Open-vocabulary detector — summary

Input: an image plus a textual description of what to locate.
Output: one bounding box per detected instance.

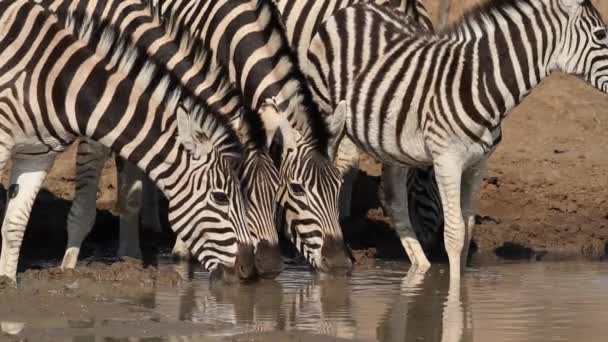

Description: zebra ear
[326,101,348,160]
[259,97,282,148]
[176,106,213,158]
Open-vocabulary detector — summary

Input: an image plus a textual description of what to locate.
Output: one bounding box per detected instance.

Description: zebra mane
[64,11,243,161]
[258,0,332,155]
[147,0,269,151]
[448,0,592,33]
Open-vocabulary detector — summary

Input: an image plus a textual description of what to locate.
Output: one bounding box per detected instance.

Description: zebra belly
[344,106,432,167]
[345,125,431,167]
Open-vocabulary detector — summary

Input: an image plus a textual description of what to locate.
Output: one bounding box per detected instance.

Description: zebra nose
[320,236,353,275]
[235,242,257,282]
[254,240,284,279]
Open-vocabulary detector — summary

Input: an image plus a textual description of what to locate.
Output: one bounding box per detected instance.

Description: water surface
[3,260,608,341]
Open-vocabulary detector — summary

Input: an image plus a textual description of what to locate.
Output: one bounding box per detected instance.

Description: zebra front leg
[433,156,465,279]
[62,139,110,269]
[115,157,144,259]
[381,164,430,270]
[460,158,487,269]
[0,154,56,281]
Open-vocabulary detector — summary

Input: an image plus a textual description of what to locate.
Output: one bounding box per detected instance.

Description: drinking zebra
[150,0,352,273]
[306,0,608,278]
[0,0,253,282]
[275,0,446,259]
[41,0,284,278]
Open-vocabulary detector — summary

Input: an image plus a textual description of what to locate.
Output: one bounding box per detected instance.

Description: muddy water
[2,260,608,341]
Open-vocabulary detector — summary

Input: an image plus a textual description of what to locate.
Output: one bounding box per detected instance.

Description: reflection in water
[150,262,470,341]
[6,261,608,341]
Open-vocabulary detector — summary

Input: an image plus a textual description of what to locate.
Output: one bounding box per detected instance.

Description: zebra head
[555,0,608,91]
[171,105,256,283]
[238,146,284,279]
[273,108,352,274]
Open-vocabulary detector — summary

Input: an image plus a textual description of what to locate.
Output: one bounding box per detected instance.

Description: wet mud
[20,256,183,287]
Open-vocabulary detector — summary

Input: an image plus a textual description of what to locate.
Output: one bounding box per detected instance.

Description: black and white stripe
[39,0,284,278]
[151,0,352,273]
[276,0,446,262]
[306,0,608,278]
[277,0,432,70]
[0,0,251,282]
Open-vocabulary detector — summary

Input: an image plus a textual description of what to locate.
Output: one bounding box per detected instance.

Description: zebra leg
[433,156,465,279]
[61,139,110,269]
[0,154,56,281]
[381,164,430,270]
[115,157,143,259]
[140,177,162,233]
[460,158,487,269]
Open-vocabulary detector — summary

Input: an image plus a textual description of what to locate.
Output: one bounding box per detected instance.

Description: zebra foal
[0,0,252,282]
[307,0,608,278]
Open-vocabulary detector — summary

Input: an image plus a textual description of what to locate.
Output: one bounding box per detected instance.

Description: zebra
[305,0,608,279]
[40,0,285,278]
[0,0,255,283]
[276,0,446,258]
[277,0,433,71]
[150,0,352,273]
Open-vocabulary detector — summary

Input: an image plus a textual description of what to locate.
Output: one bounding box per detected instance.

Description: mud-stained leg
[61,140,110,269]
[381,164,431,271]
[460,158,487,269]
[0,154,56,281]
[433,156,465,280]
[115,158,144,259]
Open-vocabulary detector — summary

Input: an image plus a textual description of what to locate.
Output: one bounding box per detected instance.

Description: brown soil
[19,256,184,287]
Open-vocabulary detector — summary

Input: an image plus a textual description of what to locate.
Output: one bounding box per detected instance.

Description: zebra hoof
[60,247,81,270]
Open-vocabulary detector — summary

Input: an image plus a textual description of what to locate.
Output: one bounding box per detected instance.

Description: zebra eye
[594,28,607,41]
[211,191,229,205]
[289,183,305,195]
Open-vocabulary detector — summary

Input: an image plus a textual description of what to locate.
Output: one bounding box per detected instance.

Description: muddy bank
[19,256,183,287]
